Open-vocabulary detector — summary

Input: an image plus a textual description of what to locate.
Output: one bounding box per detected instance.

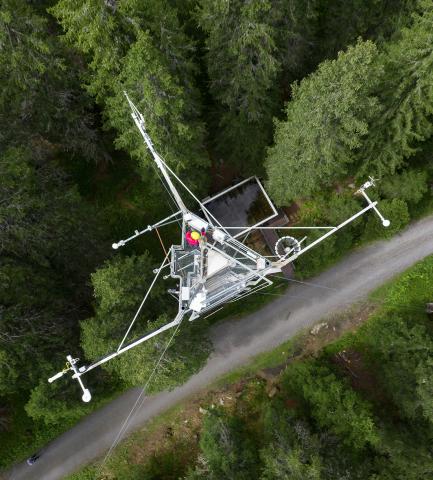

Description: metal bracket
[48,355,92,402]
[356,176,390,227]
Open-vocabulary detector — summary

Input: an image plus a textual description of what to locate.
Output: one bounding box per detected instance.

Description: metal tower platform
[48,93,390,402]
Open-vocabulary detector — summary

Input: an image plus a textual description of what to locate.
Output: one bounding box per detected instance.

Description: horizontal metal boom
[72,314,183,379]
[276,201,378,268]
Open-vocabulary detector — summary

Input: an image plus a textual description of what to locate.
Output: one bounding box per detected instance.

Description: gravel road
[5,214,433,480]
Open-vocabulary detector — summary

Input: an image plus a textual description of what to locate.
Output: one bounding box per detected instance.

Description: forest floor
[5,213,433,480]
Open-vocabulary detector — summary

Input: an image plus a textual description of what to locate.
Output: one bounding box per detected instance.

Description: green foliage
[197,0,280,173]
[372,428,433,480]
[282,361,380,449]
[0,0,104,160]
[191,409,259,480]
[51,0,209,188]
[81,254,211,391]
[0,147,107,395]
[380,169,428,204]
[359,255,433,424]
[376,249,433,307]
[415,358,433,424]
[49,0,129,101]
[360,314,433,424]
[360,1,433,176]
[266,40,382,204]
[25,380,95,427]
[266,1,431,203]
[362,198,410,240]
[105,29,206,183]
[274,0,320,83]
[261,404,323,480]
[316,0,415,58]
[261,447,322,480]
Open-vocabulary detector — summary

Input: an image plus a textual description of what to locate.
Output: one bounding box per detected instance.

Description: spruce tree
[51,0,208,185]
[197,0,280,174]
[0,147,107,395]
[0,0,101,160]
[266,40,382,204]
[360,1,433,177]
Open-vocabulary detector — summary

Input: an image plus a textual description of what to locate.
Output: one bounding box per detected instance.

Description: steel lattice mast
[48,94,390,402]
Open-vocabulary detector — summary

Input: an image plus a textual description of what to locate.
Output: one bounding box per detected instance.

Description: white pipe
[222,226,335,230]
[48,371,64,383]
[112,210,181,249]
[73,315,184,378]
[117,249,171,352]
[125,93,188,213]
[359,190,390,227]
[275,202,377,268]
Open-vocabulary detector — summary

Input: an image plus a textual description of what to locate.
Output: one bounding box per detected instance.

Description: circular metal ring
[275,236,301,259]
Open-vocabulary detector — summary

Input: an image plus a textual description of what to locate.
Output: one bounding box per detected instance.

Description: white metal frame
[48,93,390,402]
[201,176,278,238]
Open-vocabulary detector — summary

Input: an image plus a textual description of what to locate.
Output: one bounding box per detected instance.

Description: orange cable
[155,227,168,256]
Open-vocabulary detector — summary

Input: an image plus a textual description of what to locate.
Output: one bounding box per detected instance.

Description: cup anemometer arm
[271,177,390,270]
[48,312,184,402]
[356,176,390,227]
[48,355,91,403]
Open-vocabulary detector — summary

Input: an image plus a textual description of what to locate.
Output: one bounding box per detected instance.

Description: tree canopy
[266,40,382,203]
[81,254,211,392]
[2,0,433,471]
[0,147,107,396]
[360,1,433,176]
[282,361,380,449]
[50,0,209,188]
[197,0,280,174]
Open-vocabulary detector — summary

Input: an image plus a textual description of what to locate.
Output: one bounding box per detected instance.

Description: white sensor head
[82,389,92,403]
[112,243,118,250]
[382,219,391,227]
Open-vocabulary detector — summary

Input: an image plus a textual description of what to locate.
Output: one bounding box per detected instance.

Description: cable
[155,227,168,256]
[157,152,228,233]
[117,250,171,352]
[259,279,430,314]
[153,166,183,231]
[101,317,183,469]
[273,275,337,291]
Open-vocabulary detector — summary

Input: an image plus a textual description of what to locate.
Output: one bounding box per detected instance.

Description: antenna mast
[124,92,188,213]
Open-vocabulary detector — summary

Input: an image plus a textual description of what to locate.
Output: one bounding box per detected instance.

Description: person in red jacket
[185,229,200,247]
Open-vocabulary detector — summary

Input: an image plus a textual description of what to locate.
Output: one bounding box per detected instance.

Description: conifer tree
[266,40,382,204]
[51,0,208,184]
[362,314,433,425]
[188,409,259,479]
[316,0,415,59]
[0,0,101,160]
[81,254,211,392]
[197,0,280,174]
[282,361,380,450]
[360,1,433,177]
[0,147,107,395]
